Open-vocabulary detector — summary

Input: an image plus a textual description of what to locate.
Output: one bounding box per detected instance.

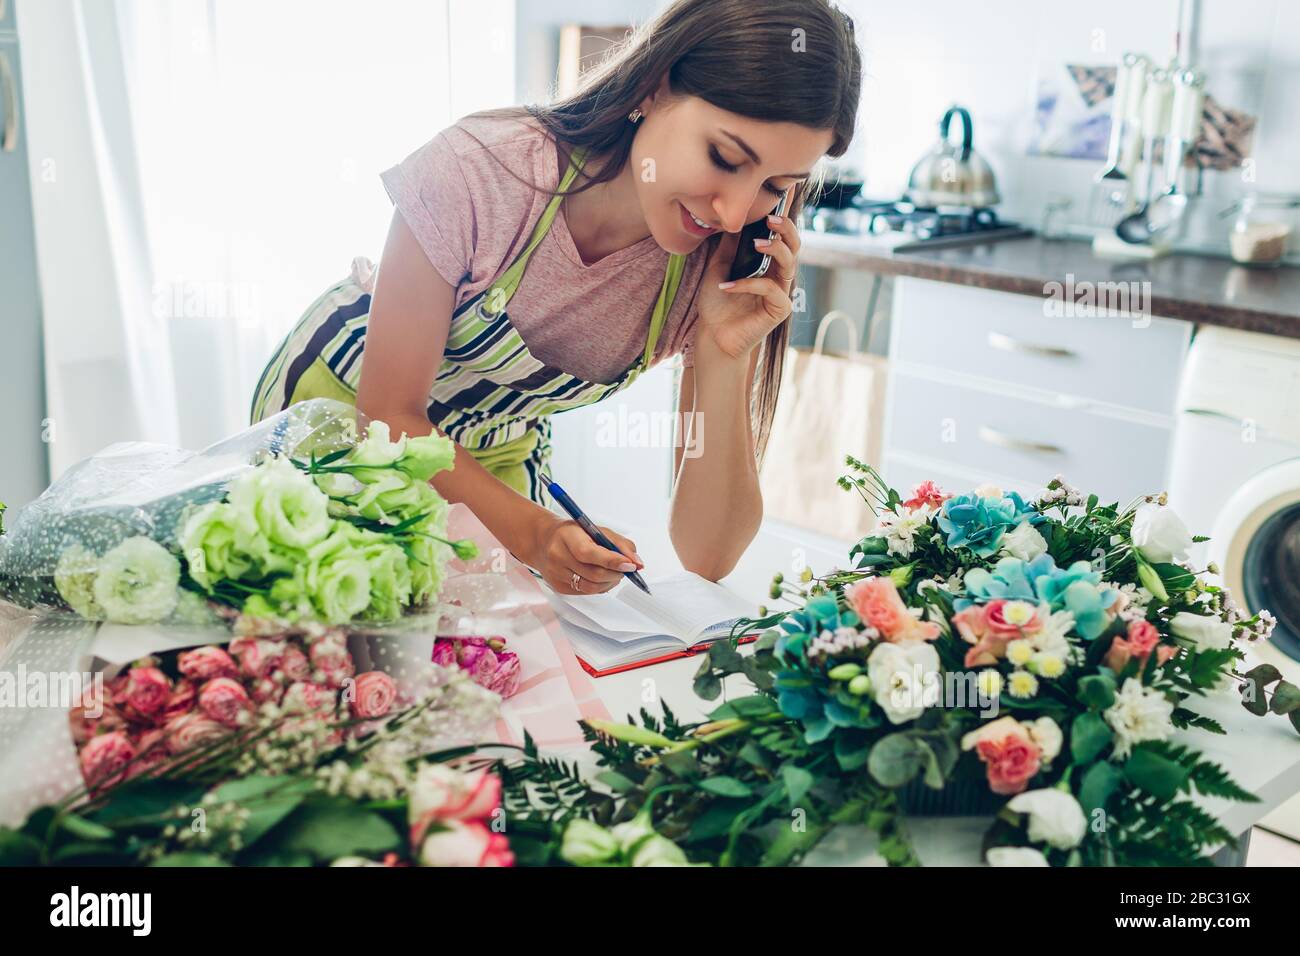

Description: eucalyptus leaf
[1070,712,1113,764]
[867,733,924,788]
[698,776,753,798]
[270,801,401,861]
[1270,681,1300,716]
[1078,760,1124,815]
[781,765,814,808]
[1077,673,1117,710]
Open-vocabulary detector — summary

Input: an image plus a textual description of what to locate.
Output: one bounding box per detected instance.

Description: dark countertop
[799,232,1300,338]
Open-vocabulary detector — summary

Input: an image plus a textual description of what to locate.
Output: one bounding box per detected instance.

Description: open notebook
[539,571,760,676]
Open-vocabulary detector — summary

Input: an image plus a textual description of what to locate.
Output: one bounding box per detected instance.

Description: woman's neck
[561,148,651,265]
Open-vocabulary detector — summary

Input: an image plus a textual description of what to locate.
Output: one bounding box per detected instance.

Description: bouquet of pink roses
[73,626,401,793]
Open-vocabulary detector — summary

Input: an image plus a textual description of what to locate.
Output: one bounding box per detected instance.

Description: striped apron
[249,147,687,510]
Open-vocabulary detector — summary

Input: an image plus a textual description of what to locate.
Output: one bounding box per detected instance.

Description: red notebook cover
[573,631,761,678]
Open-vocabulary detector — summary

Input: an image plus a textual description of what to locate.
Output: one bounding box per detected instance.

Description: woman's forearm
[362,407,555,566]
[668,340,764,581]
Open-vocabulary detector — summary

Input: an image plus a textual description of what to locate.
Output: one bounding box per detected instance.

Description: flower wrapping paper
[0,501,612,826]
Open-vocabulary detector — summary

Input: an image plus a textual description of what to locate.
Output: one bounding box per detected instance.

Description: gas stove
[805,199,1031,251]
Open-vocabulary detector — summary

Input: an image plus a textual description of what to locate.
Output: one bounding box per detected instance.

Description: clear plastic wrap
[0,399,364,616]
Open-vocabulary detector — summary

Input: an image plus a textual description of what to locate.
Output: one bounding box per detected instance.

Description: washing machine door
[1210,458,1300,667]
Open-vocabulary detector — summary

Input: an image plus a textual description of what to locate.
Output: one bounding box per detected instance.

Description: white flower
[874,504,934,558]
[1031,609,1076,660]
[1169,611,1234,651]
[973,483,1004,499]
[1007,671,1039,699]
[54,544,106,619]
[1007,789,1087,849]
[91,536,181,624]
[1131,502,1193,564]
[1032,652,1066,679]
[1104,678,1175,758]
[986,846,1050,867]
[1007,639,1035,666]
[867,640,940,725]
[1027,717,1063,763]
[999,520,1048,561]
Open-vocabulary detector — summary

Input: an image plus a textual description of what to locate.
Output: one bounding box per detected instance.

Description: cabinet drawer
[885,373,1172,504]
[891,278,1189,415]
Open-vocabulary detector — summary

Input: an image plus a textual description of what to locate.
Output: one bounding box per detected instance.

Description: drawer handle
[1183,407,1245,427]
[978,425,1065,456]
[0,51,15,154]
[987,331,1075,360]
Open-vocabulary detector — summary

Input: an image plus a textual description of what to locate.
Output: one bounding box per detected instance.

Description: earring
[627,108,643,123]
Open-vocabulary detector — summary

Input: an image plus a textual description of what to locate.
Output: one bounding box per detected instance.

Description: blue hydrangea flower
[937,491,1041,557]
[772,594,870,743]
[956,554,1119,640]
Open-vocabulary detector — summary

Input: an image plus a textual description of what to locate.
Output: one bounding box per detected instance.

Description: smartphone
[728,189,792,282]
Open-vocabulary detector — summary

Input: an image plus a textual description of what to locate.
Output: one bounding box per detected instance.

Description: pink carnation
[163,712,231,754]
[163,679,197,720]
[309,637,355,689]
[228,637,285,679]
[432,637,521,698]
[904,480,950,512]
[79,731,136,789]
[350,671,398,719]
[282,681,336,716]
[278,644,312,682]
[125,729,169,780]
[197,677,253,728]
[844,577,940,643]
[177,645,239,682]
[117,666,173,723]
[1105,619,1178,673]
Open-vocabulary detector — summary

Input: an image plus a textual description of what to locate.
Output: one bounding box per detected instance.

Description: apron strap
[642,252,686,369]
[482,145,590,314]
[481,140,687,371]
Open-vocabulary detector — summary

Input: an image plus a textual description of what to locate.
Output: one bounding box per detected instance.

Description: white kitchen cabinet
[882,277,1191,503]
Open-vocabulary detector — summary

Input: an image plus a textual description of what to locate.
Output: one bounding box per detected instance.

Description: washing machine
[1168,325,1300,839]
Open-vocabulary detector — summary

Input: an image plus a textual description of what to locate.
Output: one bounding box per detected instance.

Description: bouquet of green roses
[0,399,477,627]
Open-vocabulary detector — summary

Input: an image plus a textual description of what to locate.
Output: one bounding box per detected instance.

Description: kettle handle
[939,106,973,161]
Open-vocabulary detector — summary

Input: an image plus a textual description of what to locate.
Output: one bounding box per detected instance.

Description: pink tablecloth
[445,504,611,750]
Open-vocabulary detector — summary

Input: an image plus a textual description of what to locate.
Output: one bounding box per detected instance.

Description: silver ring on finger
[571,571,582,592]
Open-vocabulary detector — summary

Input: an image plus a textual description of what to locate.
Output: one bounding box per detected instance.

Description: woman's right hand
[528,514,645,595]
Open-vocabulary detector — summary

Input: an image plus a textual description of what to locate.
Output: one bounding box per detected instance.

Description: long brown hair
[487,0,861,466]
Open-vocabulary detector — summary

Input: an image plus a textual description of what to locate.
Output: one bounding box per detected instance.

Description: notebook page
[620,572,755,642]
[546,585,671,640]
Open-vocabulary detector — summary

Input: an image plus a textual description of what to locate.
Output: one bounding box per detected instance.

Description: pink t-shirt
[380,112,710,384]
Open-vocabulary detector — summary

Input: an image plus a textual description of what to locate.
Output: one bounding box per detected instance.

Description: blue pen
[541,472,651,595]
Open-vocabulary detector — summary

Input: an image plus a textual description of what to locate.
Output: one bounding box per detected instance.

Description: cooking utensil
[905,105,999,208]
[1090,53,1148,227]
[1096,53,1142,182]
[1119,69,1203,243]
[1115,68,1174,244]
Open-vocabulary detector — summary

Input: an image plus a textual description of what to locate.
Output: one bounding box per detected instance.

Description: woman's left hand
[694,205,799,361]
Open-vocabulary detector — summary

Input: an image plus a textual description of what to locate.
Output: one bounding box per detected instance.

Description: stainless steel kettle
[905,105,1000,208]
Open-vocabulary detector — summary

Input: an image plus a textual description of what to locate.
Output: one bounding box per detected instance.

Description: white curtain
[22,0,515,475]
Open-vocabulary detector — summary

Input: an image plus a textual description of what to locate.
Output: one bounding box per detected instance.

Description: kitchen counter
[799,232,1300,338]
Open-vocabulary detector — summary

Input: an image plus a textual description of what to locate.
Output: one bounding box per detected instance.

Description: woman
[250,0,861,596]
